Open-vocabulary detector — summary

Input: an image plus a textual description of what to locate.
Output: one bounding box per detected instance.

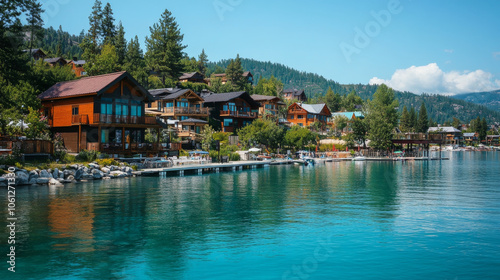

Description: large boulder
[63,169,75,179]
[39,169,50,178]
[15,171,29,185]
[81,173,94,180]
[74,168,84,180]
[52,168,59,179]
[36,177,50,184]
[92,169,103,179]
[28,170,39,181]
[88,163,100,169]
[124,167,133,174]
[49,178,63,186]
[28,178,37,185]
[69,164,79,170]
[101,167,110,174]
[110,170,127,178]
[0,177,7,187]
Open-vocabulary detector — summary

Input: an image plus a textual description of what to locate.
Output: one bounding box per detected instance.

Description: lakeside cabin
[282,89,307,102]
[202,91,260,133]
[38,71,161,156]
[250,94,286,118]
[286,103,331,128]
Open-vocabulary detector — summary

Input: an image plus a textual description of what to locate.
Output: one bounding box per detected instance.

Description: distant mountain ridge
[452,90,500,112]
[207,58,500,124]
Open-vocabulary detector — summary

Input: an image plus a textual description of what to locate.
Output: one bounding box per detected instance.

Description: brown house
[283,89,307,102]
[39,71,160,155]
[250,94,286,118]
[203,91,260,133]
[178,72,205,83]
[44,57,68,67]
[23,48,46,60]
[287,103,331,128]
[146,88,209,141]
[68,59,87,77]
[208,71,254,86]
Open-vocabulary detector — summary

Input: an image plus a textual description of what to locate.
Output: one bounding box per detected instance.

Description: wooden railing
[220,110,257,118]
[92,114,157,125]
[71,114,89,125]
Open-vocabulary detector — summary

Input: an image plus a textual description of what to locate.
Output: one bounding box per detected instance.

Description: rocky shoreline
[0,163,139,187]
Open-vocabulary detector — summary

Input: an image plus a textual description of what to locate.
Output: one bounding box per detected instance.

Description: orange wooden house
[38,71,160,155]
[286,103,331,128]
[68,59,87,77]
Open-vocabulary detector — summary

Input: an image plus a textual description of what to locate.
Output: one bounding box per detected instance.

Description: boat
[293,159,308,166]
[352,156,366,161]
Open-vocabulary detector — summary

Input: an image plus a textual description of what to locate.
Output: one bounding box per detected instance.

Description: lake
[1,152,500,279]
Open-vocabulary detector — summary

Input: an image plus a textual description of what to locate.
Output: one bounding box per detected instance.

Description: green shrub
[179,149,189,157]
[76,149,100,162]
[0,155,18,166]
[229,152,240,161]
[209,150,219,162]
[96,158,118,166]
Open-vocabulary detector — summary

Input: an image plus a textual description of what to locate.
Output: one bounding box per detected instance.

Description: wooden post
[78,124,81,153]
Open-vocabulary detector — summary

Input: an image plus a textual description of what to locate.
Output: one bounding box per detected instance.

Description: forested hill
[208,58,500,124]
[452,90,500,112]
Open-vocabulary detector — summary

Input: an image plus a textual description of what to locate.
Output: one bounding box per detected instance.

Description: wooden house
[68,59,87,77]
[146,88,209,141]
[44,57,68,67]
[486,135,499,146]
[23,48,46,60]
[283,89,307,102]
[428,126,462,145]
[208,71,254,86]
[178,72,205,83]
[463,132,478,145]
[250,94,286,118]
[203,91,260,133]
[38,71,160,155]
[286,103,331,128]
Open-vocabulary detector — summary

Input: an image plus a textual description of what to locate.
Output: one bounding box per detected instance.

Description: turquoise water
[1,152,500,279]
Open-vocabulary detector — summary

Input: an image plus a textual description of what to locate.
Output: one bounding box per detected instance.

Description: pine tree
[416,102,429,133]
[409,106,417,132]
[366,84,399,150]
[197,49,208,76]
[25,0,44,66]
[114,21,127,66]
[124,36,147,85]
[400,106,410,132]
[324,87,341,112]
[101,2,115,45]
[225,54,245,90]
[87,0,102,53]
[479,118,488,141]
[145,9,186,86]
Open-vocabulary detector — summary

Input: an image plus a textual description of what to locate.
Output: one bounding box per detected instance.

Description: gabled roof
[149,88,202,101]
[463,133,476,137]
[23,48,45,54]
[283,89,305,95]
[38,71,153,101]
[179,118,208,124]
[44,57,67,64]
[179,72,203,80]
[243,71,253,77]
[203,91,260,108]
[331,111,364,120]
[250,94,281,101]
[428,127,461,133]
[297,103,328,114]
[70,60,86,65]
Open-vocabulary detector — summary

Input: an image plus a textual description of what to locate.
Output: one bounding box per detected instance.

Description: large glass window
[101,129,109,143]
[223,118,233,127]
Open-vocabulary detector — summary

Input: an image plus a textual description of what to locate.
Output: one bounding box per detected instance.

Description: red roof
[38,71,128,100]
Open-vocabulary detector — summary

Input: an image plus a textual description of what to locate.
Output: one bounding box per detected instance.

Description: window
[148,103,151,108]
[72,106,79,115]
[165,102,173,108]
[298,123,303,127]
[101,129,109,143]
[44,108,49,117]
[298,115,303,119]
[223,118,233,127]
[289,115,294,120]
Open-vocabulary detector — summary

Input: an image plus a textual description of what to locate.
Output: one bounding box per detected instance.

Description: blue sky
[41,0,500,95]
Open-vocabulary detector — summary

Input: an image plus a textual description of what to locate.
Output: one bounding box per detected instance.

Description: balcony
[163,107,209,116]
[71,114,89,125]
[220,110,257,118]
[92,114,157,125]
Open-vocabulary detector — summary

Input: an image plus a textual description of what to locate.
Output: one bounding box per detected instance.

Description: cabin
[286,103,331,128]
[428,126,462,145]
[68,58,87,77]
[146,88,209,143]
[329,111,364,134]
[44,57,68,67]
[178,72,205,83]
[23,48,46,60]
[283,89,307,102]
[463,132,478,145]
[250,94,286,118]
[486,135,499,146]
[203,91,260,133]
[38,71,160,156]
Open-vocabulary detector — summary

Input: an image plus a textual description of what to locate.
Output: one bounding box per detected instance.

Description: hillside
[208,58,500,124]
[452,90,500,112]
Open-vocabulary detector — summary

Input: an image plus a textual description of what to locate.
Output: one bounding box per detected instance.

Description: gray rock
[57,178,65,183]
[63,169,75,179]
[52,168,59,179]
[88,163,100,169]
[124,167,133,174]
[74,169,84,180]
[82,174,94,180]
[28,170,39,181]
[36,178,50,184]
[40,170,50,178]
[15,171,29,185]
[66,175,75,181]
[0,177,7,187]
[110,170,127,178]
[63,179,75,183]
[101,167,110,174]
[69,164,79,169]
[28,178,37,185]
[83,167,89,173]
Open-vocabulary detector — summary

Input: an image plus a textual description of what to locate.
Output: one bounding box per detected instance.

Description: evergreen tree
[145,9,186,86]
[428,117,437,128]
[197,49,208,76]
[225,54,245,90]
[352,118,368,148]
[416,102,429,133]
[452,117,461,129]
[366,84,399,150]
[114,21,127,66]
[87,0,102,53]
[101,2,115,45]
[87,43,118,76]
[400,106,410,132]
[342,90,363,111]
[409,106,417,132]
[124,36,147,85]
[324,87,342,112]
[479,118,488,141]
[25,0,44,66]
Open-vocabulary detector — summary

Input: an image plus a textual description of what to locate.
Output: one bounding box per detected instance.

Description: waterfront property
[250,94,286,118]
[68,58,87,77]
[178,72,206,83]
[202,91,260,133]
[428,126,463,145]
[43,57,68,67]
[286,102,331,128]
[282,88,307,102]
[463,132,478,145]
[486,135,499,146]
[39,71,161,155]
[208,71,254,86]
[329,111,365,134]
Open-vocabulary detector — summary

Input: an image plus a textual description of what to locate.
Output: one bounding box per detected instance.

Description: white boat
[293,159,308,166]
[352,156,366,161]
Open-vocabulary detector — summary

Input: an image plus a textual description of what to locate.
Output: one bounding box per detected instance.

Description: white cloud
[369,63,500,95]
[444,49,454,53]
